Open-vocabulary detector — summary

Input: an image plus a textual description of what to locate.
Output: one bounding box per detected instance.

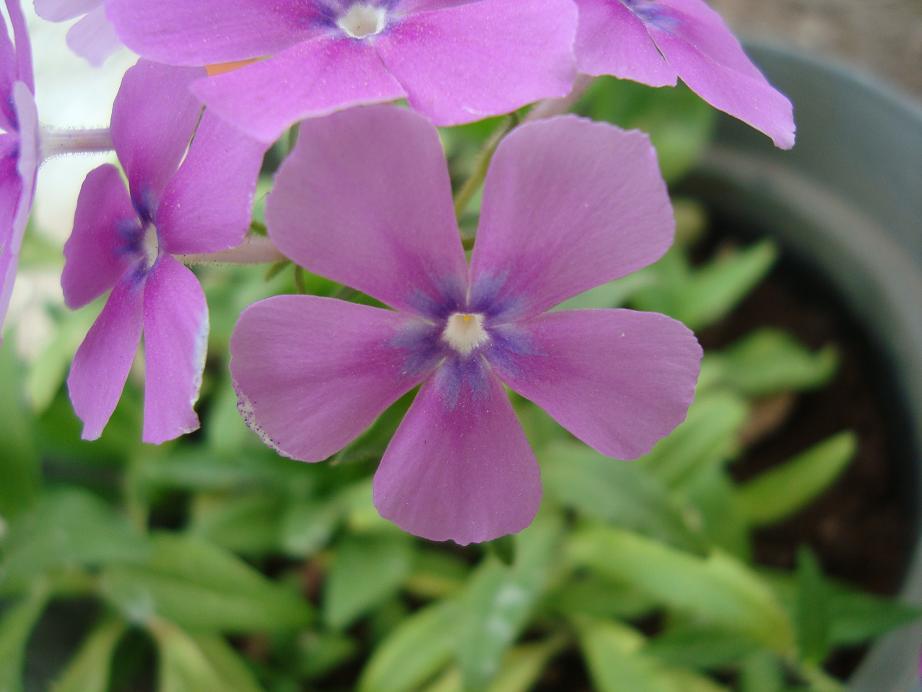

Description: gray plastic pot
[685,43,922,691]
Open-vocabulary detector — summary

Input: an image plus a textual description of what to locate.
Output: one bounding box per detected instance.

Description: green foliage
[100,533,312,632]
[0,340,41,517]
[736,432,857,526]
[1,76,916,692]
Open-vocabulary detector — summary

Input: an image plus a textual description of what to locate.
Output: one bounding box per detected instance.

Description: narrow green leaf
[0,339,41,517]
[423,638,566,692]
[51,618,126,692]
[707,330,838,397]
[645,625,757,670]
[0,587,50,692]
[737,432,857,527]
[279,499,340,558]
[766,571,922,647]
[405,550,470,600]
[678,241,778,330]
[26,308,96,413]
[0,489,148,590]
[541,441,704,552]
[297,631,358,679]
[189,494,282,556]
[101,533,312,632]
[457,515,561,691]
[576,619,726,692]
[359,599,462,692]
[547,575,657,621]
[684,467,752,560]
[152,620,263,692]
[795,548,830,665]
[640,393,748,492]
[556,273,652,311]
[324,532,413,629]
[739,653,784,692]
[568,528,794,654]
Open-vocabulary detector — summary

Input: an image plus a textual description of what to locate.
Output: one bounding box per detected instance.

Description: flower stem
[453,113,519,219]
[178,235,286,266]
[452,76,595,221]
[40,126,114,159]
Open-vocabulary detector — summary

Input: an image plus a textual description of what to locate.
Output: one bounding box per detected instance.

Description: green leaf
[359,599,462,692]
[739,653,784,692]
[640,393,748,492]
[634,241,778,331]
[457,515,561,691]
[297,631,358,679]
[0,587,50,692]
[706,330,838,397]
[576,619,726,692]
[578,78,717,183]
[568,528,794,654]
[0,489,148,590]
[684,467,752,560]
[766,571,921,647]
[0,339,41,517]
[795,548,830,665]
[556,273,652,311]
[279,498,340,558]
[324,532,413,629]
[645,625,757,671]
[547,574,657,621]
[51,618,126,692]
[189,494,282,556]
[541,441,704,552]
[101,533,312,633]
[736,432,857,527]
[152,620,263,692]
[422,638,566,692]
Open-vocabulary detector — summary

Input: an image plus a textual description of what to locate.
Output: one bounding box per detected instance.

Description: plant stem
[453,114,519,219]
[40,126,113,159]
[179,235,286,266]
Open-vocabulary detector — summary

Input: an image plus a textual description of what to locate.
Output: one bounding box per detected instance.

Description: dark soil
[698,209,918,679]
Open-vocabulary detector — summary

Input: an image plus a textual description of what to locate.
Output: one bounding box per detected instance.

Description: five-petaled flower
[230,105,702,545]
[0,0,39,340]
[105,0,578,143]
[573,0,796,148]
[62,60,266,444]
[34,0,122,66]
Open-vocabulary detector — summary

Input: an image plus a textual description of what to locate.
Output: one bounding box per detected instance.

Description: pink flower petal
[141,256,208,444]
[490,309,702,459]
[470,116,673,320]
[645,0,795,149]
[111,60,203,205]
[156,112,267,255]
[229,295,432,462]
[106,0,317,65]
[35,0,100,22]
[66,6,122,67]
[267,105,467,315]
[61,164,137,310]
[67,276,144,441]
[375,0,577,125]
[574,0,677,87]
[5,0,33,90]
[374,363,541,545]
[191,37,407,144]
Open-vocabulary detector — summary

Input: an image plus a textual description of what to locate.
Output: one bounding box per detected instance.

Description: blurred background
[2,3,921,692]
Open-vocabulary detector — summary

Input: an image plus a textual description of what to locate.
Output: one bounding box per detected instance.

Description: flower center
[142,224,160,271]
[442,312,490,356]
[337,3,388,39]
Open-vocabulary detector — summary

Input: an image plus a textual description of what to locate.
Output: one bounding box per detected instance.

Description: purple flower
[62,60,266,444]
[105,0,578,143]
[0,0,39,339]
[34,0,122,66]
[230,105,702,545]
[574,0,795,148]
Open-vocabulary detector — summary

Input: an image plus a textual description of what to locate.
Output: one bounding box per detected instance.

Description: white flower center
[442,312,490,356]
[337,4,388,39]
[142,224,160,271]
